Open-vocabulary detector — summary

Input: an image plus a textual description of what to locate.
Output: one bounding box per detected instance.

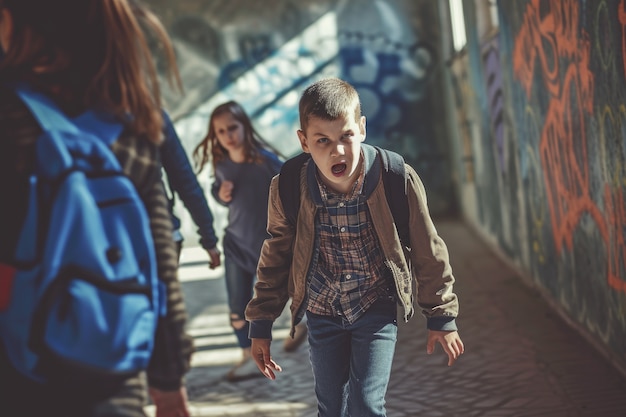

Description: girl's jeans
[306,296,398,417]
[224,256,255,349]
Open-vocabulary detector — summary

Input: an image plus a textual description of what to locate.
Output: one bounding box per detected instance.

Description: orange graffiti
[606,185,626,292]
[513,0,626,292]
[619,0,626,77]
[513,0,581,99]
[539,63,608,250]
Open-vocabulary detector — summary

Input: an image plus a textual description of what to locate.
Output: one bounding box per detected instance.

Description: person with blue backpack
[0,1,193,416]
[245,78,465,416]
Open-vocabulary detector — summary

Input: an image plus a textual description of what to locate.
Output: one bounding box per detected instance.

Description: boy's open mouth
[331,163,347,175]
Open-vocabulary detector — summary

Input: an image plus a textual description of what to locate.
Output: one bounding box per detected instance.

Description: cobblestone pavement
[149,219,626,417]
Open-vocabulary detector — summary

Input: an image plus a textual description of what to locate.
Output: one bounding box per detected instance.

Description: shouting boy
[245,77,464,416]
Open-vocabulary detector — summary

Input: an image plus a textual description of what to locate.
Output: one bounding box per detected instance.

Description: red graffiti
[513,0,625,292]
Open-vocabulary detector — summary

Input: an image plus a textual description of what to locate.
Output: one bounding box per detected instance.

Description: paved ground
[149,219,626,417]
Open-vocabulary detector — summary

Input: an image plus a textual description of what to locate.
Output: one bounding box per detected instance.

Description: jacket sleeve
[160,112,218,250]
[405,165,459,331]
[245,175,292,339]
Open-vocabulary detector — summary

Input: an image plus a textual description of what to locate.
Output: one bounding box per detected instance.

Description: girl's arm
[161,112,218,251]
[113,136,194,391]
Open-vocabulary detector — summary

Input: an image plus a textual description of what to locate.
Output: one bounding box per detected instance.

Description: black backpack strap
[375,146,410,248]
[278,152,311,226]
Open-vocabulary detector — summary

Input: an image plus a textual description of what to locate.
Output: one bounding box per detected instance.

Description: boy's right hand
[251,338,282,380]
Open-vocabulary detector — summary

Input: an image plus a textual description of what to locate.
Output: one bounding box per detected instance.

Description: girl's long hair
[193,101,281,174]
[0,0,180,143]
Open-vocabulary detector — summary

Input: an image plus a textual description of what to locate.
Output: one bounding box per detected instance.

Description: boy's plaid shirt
[306,166,394,324]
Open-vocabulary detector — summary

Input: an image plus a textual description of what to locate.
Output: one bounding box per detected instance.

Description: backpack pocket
[25,173,161,382]
[0,172,162,384]
[29,266,157,382]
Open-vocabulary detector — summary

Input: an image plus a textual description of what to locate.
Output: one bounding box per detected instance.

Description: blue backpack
[0,85,165,384]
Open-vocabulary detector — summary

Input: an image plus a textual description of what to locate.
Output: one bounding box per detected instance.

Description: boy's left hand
[426,330,464,366]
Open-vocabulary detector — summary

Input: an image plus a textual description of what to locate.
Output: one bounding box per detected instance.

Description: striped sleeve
[112,135,194,390]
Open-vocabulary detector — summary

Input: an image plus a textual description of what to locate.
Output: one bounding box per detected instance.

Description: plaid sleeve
[112,136,194,390]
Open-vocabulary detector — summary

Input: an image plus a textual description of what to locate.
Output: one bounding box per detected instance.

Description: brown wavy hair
[193,101,281,174]
[0,0,180,142]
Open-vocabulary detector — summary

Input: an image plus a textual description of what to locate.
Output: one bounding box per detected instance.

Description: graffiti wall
[144,0,455,242]
[448,0,626,370]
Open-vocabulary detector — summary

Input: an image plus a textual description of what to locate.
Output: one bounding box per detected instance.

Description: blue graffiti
[338,39,436,152]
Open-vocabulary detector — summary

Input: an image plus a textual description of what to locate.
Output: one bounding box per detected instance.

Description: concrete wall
[443,0,626,373]
[145,0,456,243]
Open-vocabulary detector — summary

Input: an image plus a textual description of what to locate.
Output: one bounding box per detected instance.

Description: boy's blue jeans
[224,256,255,349]
[306,296,398,417]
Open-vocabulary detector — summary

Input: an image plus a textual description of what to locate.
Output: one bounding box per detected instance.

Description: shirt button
[340,227,346,232]
[345,274,352,280]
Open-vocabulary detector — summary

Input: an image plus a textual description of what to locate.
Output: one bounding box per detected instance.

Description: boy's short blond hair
[299,78,362,133]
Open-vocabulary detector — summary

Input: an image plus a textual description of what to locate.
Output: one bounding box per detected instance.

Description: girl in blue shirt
[194,101,282,382]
